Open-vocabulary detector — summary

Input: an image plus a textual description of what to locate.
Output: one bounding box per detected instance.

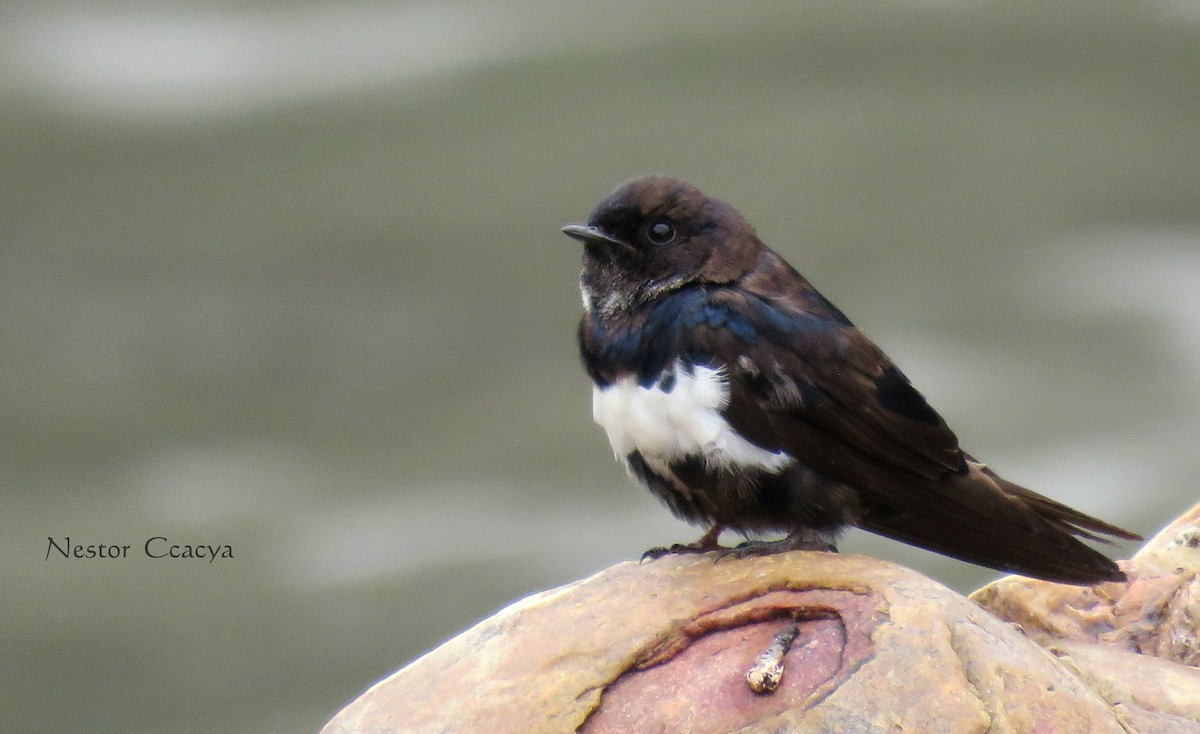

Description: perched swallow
[562,175,1140,584]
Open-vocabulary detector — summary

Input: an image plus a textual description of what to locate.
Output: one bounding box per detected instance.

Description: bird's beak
[561,224,632,250]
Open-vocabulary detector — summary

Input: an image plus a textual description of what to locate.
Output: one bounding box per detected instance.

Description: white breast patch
[591,361,794,473]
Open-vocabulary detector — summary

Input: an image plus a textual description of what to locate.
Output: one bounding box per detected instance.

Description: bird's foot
[715,530,838,562]
[641,524,724,563]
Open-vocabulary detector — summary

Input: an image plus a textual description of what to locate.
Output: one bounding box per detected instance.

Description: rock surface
[971,502,1200,732]
[323,504,1200,734]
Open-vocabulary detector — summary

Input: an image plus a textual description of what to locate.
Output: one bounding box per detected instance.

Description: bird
[561,175,1140,584]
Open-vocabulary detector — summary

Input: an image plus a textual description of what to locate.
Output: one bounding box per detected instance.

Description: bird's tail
[860,462,1141,584]
[981,465,1141,545]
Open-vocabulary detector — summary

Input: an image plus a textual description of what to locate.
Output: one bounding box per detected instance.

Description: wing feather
[665,278,1134,582]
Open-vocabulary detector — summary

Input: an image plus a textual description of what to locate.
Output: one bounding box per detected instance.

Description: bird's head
[562,176,762,315]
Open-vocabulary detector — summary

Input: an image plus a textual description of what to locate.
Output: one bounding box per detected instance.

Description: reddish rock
[323,504,1200,734]
[971,502,1200,729]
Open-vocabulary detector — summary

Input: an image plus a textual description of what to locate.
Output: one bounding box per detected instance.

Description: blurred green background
[2,2,1197,732]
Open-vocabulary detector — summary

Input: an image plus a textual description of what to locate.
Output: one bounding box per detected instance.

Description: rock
[322,504,1200,734]
[970,501,1200,730]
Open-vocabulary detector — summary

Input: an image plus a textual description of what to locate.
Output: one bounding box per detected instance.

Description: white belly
[591,362,793,472]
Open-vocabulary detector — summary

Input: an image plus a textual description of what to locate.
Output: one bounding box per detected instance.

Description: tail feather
[984,468,1141,544]
[858,462,1141,584]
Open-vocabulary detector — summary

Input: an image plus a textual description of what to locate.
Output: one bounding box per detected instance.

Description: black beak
[561,224,632,250]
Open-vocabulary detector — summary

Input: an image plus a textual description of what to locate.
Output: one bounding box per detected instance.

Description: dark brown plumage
[563,175,1140,584]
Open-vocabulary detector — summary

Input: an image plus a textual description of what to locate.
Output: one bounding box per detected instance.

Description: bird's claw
[714,536,838,562]
[640,542,718,563]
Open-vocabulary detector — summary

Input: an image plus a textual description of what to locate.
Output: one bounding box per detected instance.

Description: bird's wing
[672,285,1135,582]
[674,286,966,483]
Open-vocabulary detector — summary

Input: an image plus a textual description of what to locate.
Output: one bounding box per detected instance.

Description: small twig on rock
[746,623,801,694]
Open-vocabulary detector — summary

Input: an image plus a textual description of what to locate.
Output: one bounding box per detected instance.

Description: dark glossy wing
[672,282,967,483]
[670,267,1136,582]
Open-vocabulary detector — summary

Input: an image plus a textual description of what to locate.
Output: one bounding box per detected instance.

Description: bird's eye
[645,220,676,245]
